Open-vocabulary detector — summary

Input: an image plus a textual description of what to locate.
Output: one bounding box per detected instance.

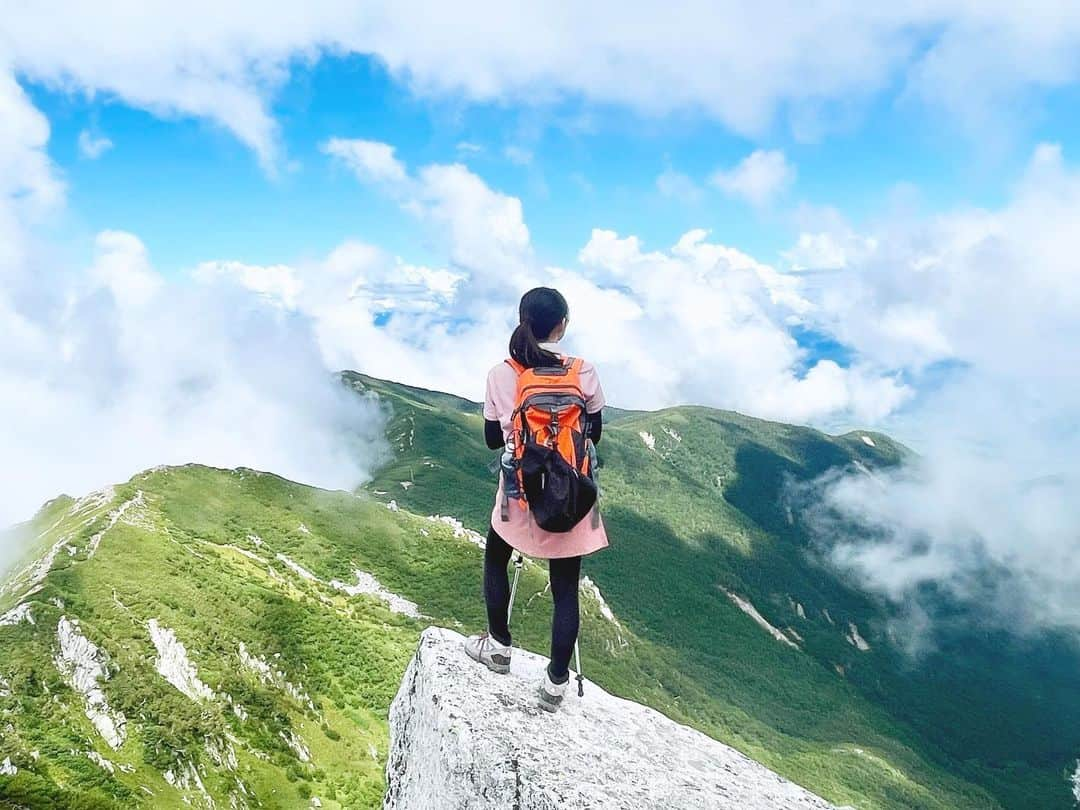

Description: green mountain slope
[1,372,1075,809]
[349,371,1080,810]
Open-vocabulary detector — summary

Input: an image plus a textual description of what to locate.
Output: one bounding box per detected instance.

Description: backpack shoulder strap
[505,358,526,375]
[561,356,584,385]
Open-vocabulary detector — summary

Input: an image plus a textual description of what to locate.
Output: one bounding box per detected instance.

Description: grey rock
[384,627,836,810]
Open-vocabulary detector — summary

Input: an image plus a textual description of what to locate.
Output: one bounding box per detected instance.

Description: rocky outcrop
[147,619,215,702]
[0,603,34,626]
[54,617,127,749]
[330,570,423,618]
[384,627,836,810]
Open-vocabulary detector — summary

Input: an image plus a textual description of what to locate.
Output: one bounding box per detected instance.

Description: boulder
[384,627,836,809]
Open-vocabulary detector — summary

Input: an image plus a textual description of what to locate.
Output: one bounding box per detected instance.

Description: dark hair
[509,287,569,368]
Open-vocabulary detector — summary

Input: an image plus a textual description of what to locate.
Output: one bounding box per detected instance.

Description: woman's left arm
[581,360,605,445]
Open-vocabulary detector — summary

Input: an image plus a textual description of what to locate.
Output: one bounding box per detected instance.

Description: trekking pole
[507,552,524,625]
[574,640,585,697]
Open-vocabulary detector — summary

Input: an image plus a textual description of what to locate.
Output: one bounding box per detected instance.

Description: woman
[464,287,609,712]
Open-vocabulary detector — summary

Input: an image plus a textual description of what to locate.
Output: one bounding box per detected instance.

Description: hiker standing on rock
[464,287,609,712]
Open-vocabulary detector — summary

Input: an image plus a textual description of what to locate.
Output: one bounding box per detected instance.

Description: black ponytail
[509,287,568,368]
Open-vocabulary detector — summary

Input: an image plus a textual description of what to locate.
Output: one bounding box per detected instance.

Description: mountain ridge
[0,373,1075,808]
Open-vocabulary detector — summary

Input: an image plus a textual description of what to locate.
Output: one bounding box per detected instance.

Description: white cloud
[789,142,1080,639]
[172,141,898,434]
[323,139,535,292]
[710,149,796,207]
[0,72,64,219]
[783,231,878,271]
[193,260,304,309]
[413,162,533,287]
[200,243,493,397]
[656,168,702,204]
[0,71,66,384]
[2,4,293,169]
[77,129,113,159]
[200,244,464,320]
[568,227,906,423]
[322,138,407,186]
[89,230,163,308]
[0,99,389,538]
[5,3,1080,170]
[0,227,391,533]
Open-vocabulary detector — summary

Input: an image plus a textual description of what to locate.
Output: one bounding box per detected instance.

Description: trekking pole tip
[576,673,585,697]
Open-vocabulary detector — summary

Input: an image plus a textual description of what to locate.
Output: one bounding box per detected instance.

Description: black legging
[484,525,581,683]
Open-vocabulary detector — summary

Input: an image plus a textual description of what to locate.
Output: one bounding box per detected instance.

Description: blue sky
[28,47,1072,281]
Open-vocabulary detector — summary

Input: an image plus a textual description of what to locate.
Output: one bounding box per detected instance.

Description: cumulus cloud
[789,143,1080,641]
[0,72,64,221]
[0,230,390,535]
[783,226,879,272]
[413,162,533,287]
[214,225,909,428]
[202,244,503,400]
[324,138,535,294]
[222,141,908,431]
[193,260,305,310]
[710,149,796,207]
[569,227,907,422]
[0,102,389,541]
[77,129,113,159]
[167,139,906,440]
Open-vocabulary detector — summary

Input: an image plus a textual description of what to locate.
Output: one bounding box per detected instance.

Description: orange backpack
[500,356,598,532]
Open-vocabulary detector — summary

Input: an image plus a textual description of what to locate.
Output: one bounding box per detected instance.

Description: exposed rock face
[384,627,836,810]
[54,617,127,749]
[147,619,215,702]
[0,603,33,626]
[330,570,423,618]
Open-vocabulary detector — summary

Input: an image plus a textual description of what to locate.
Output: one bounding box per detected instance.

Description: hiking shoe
[538,667,569,713]
[463,632,511,674]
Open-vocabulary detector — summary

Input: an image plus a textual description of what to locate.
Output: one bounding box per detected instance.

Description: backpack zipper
[517,382,585,399]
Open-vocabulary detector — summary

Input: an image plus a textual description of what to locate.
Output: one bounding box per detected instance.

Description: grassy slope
[1,372,1074,809]
[0,464,648,809]
[349,372,1080,810]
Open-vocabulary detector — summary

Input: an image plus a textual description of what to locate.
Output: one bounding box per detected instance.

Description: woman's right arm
[484,419,505,450]
[483,368,505,450]
[581,360,605,445]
